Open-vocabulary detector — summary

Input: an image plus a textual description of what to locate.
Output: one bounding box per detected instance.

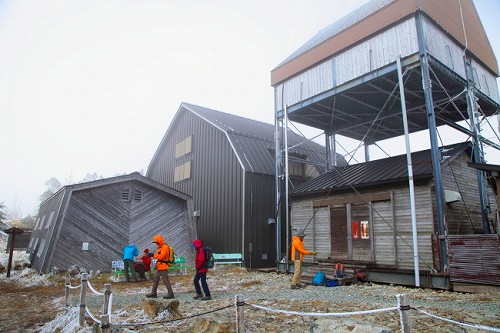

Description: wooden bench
[169,257,189,275]
[213,253,243,266]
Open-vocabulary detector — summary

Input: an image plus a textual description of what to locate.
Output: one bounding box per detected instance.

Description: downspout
[416,12,448,271]
[284,104,290,268]
[275,87,282,267]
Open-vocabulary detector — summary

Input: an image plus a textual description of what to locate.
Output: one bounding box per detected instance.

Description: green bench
[169,257,189,275]
[213,253,243,266]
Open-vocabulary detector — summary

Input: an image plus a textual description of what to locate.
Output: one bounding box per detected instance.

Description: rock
[141,299,182,319]
[310,318,395,333]
[0,263,5,274]
[193,314,236,333]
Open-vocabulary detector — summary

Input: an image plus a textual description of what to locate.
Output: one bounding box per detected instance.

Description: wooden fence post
[79,273,88,327]
[65,272,71,307]
[102,284,112,317]
[397,294,411,333]
[100,314,110,333]
[236,294,245,333]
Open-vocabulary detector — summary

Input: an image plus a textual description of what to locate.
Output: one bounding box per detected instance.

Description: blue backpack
[311,271,327,286]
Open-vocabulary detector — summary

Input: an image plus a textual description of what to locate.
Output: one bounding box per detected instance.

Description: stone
[193,314,236,333]
[310,318,395,333]
[141,298,182,319]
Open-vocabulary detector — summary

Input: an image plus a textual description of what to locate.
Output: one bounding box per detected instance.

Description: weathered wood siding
[30,176,195,274]
[441,154,499,234]
[392,185,434,270]
[290,184,435,271]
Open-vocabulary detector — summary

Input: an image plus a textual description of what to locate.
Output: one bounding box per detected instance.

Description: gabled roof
[290,142,472,195]
[272,0,498,85]
[151,102,347,175]
[42,172,190,207]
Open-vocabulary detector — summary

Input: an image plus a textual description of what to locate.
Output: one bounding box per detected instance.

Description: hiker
[290,230,316,289]
[122,243,139,283]
[134,248,152,280]
[146,234,175,299]
[191,239,211,300]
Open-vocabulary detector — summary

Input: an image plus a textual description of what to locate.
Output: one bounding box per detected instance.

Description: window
[289,160,304,177]
[37,239,46,257]
[175,135,192,158]
[174,160,191,182]
[45,211,54,230]
[38,215,46,230]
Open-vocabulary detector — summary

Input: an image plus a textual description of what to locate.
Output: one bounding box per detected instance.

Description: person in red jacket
[192,239,211,300]
[134,248,151,280]
[146,235,175,299]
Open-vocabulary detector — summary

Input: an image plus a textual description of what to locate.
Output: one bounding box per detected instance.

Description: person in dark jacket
[192,239,211,300]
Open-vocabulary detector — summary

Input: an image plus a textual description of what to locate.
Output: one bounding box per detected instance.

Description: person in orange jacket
[146,235,175,299]
[290,229,316,289]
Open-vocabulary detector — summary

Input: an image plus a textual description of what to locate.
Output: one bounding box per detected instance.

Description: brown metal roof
[290,142,472,195]
[271,0,498,86]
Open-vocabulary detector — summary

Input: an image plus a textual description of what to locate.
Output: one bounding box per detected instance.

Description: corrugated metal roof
[290,142,472,195]
[181,102,347,174]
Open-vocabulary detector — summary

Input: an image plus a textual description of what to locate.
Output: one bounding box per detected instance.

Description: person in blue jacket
[122,243,139,282]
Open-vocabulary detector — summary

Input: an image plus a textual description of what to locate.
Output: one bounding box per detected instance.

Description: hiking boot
[146,293,157,298]
[290,285,299,290]
[297,283,306,288]
[163,294,175,299]
[201,295,211,301]
[193,294,203,300]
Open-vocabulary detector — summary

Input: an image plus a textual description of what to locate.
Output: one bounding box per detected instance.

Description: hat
[144,249,149,254]
[296,230,306,237]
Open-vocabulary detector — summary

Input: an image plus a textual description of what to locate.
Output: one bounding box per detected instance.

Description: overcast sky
[1,0,499,216]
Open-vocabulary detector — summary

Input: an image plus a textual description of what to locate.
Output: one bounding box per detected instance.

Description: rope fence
[64,275,500,333]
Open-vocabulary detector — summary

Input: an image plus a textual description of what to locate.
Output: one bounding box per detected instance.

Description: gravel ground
[75,267,500,332]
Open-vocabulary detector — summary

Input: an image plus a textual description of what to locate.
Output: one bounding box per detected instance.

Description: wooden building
[147,102,347,268]
[29,173,195,274]
[289,143,499,289]
[271,0,499,288]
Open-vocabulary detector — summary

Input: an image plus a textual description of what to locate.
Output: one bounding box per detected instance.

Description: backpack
[311,271,327,286]
[166,245,175,264]
[203,246,215,269]
[325,279,339,287]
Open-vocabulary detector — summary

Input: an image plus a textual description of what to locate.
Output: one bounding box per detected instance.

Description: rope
[111,303,233,328]
[412,307,500,332]
[65,283,81,289]
[86,281,105,296]
[85,306,101,324]
[246,302,398,317]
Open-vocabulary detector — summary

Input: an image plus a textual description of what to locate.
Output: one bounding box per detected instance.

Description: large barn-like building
[29,173,195,274]
[147,102,347,268]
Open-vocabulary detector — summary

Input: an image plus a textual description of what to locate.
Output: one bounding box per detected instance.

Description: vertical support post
[464,56,490,233]
[102,283,112,317]
[236,294,245,333]
[6,233,15,278]
[397,56,420,287]
[284,104,290,263]
[65,272,71,307]
[416,12,448,271]
[79,273,88,326]
[397,294,411,333]
[275,102,282,267]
